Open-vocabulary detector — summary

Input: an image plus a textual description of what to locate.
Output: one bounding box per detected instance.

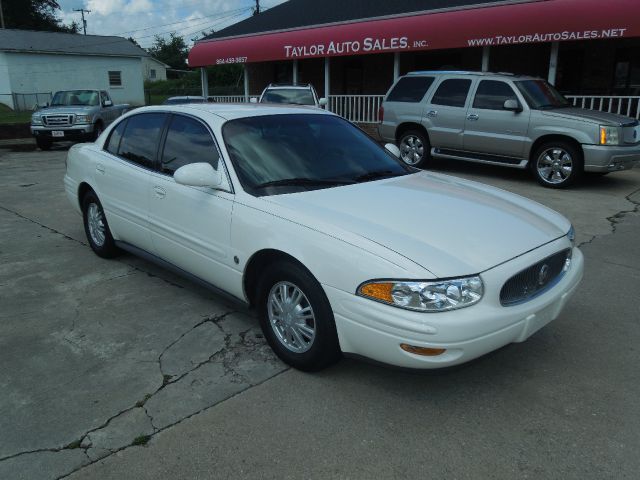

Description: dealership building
[189,0,640,122]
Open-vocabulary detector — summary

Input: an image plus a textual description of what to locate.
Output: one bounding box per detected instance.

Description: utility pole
[73,8,91,35]
[253,0,260,15]
[0,0,6,29]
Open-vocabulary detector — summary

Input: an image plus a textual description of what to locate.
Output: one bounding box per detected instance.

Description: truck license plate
[52,131,64,137]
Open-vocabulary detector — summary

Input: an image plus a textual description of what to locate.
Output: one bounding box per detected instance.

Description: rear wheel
[82,191,119,258]
[36,137,52,151]
[398,129,431,168]
[531,141,583,188]
[257,261,341,371]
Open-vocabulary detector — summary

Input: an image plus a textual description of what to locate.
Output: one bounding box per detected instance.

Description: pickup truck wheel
[531,141,583,188]
[92,122,103,141]
[82,191,119,258]
[398,130,431,168]
[257,261,341,372]
[36,137,52,151]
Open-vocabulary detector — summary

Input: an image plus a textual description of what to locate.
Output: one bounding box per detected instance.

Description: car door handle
[96,164,105,174]
[467,114,479,121]
[426,110,438,117]
[153,186,166,199]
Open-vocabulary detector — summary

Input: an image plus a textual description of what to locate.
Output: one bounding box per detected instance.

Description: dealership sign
[188,0,640,66]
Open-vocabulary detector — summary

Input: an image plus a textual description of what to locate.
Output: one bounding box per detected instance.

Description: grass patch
[135,393,153,408]
[132,435,151,446]
[64,439,82,449]
[0,104,32,125]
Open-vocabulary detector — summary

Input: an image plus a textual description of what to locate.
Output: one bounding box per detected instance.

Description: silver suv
[379,71,640,188]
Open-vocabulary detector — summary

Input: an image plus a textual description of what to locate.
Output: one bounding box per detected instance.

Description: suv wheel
[257,261,341,371]
[398,130,430,168]
[531,141,583,188]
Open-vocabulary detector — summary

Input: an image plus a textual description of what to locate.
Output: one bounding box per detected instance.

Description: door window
[386,77,435,102]
[117,113,166,169]
[473,80,519,110]
[430,79,472,107]
[160,115,219,175]
[100,91,110,105]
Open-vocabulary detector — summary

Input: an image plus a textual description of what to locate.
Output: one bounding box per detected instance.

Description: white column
[481,46,490,72]
[324,57,330,109]
[243,64,249,102]
[548,41,559,85]
[200,67,209,97]
[393,52,400,81]
[292,59,298,85]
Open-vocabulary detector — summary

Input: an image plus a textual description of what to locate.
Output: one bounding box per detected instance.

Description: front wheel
[257,262,341,371]
[36,137,52,151]
[531,141,583,188]
[398,129,431,168]
[92,122,104,141]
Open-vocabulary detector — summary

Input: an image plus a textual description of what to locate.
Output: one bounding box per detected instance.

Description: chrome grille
[43,114,74,126]
[500,249,570,306]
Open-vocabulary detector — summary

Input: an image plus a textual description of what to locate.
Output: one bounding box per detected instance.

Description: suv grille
[43,114,74,126]
[500,249,571,306]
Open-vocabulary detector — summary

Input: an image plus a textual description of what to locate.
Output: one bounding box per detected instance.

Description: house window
[150,69,156,79]
[108,71,122,87]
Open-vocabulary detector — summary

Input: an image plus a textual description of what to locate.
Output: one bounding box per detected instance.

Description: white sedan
[64,104,584,371]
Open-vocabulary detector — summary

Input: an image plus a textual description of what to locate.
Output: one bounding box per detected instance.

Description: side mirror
[103,100,113,107]
[318,97,327,107]
[174,162,222,188]
[249,97,258,104]
[384,143,401,159]
[503,99,522,112]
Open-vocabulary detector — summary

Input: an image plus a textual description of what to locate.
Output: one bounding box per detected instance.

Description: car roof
[131,103,332,121]
[263,83,313,90]
[405,70,539,80]
[167,96,205,100]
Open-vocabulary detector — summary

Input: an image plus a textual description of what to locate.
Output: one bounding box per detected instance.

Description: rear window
[261,89,315,105]
[387,77,435,102]
[430,79,472,108]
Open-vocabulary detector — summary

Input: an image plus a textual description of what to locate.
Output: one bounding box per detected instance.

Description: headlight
[31,114,42,125]
[75,114,92,124]
[567,225,575,248]
[600,126,620,145]
[357,276,484,312]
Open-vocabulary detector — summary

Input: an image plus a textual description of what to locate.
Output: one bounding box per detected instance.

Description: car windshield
[261,89,316,105]
[51,90,99,106]
[514,80,570,109]
[222,114,413,196]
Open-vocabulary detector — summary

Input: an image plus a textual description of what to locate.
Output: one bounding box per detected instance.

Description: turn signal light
[400,343,446,356]
[359,282,393,303]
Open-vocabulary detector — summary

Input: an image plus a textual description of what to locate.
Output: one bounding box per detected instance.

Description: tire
[257,261,341,371]
[82,191,119,258]
[36,137,52,151]
[397,129,431,168]
[531,141,583,188]
[92,122,104,141]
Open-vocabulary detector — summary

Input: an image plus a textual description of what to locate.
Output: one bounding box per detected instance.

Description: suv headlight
[600,126,620,145]
[31,114,42,125]
[75,114,92,124]
[357,276,484,312]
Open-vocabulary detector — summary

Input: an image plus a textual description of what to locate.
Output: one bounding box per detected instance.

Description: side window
[105,119,127,155]
[473,80,519,110]
[161,115,219,175]
[387,77,435,102]
[430,79,472,107]
[100,91,110,105]
[117,113,166,169]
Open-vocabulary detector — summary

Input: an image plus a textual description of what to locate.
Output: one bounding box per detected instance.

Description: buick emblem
[538,264,550,286]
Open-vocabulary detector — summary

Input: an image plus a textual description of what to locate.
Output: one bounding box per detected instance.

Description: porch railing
[328,95,384,123]
[565,95,640,119]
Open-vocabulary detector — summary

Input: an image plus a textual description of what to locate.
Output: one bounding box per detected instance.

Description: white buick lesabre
[64,104,584,371]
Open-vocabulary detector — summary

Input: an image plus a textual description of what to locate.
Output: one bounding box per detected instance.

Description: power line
[73,8,91,35]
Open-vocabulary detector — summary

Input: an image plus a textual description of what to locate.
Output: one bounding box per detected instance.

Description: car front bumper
[325,238,584,369]
[582,143,640,172]
[31,124,94,140]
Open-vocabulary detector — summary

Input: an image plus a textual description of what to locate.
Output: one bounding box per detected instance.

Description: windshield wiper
[353,170,403,183]
[254,177,354,189]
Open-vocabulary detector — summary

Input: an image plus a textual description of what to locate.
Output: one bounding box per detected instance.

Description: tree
[148,33,189,70]
[128,36,141,47]
[1,0,79,32]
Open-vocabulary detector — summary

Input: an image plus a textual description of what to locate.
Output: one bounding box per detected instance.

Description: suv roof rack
[267,83,311,88]
[405,70,519,77]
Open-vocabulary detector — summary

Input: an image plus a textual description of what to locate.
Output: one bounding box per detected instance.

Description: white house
[142,56,169,82]
[0,29,165,110]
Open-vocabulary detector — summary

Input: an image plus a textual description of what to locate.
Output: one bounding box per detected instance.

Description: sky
[57,0,287,48]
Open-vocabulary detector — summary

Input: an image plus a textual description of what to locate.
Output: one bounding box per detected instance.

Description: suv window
[118,113,166,169]
[161,115,219,175]
[105,119,127,155]
[430,79,472,107]
[473,80,518,110]
[387,77,435,102]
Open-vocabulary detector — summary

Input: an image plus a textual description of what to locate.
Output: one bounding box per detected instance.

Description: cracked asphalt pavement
[0,141,638,479]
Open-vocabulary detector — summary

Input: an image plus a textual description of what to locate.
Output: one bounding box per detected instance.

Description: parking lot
[1,141,639,480]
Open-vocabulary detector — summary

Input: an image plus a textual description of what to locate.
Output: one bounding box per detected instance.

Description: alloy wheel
[87,203,106,247]
[536,147,573,185]
[267,281,316,353]
[400,135,424,165]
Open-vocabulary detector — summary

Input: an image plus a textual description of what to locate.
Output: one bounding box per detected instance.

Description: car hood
[262,172,570,278]
[541,107,638,126]
[37,106,94,115]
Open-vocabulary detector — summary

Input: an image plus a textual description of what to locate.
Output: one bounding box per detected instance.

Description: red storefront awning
[189,0,640,67]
